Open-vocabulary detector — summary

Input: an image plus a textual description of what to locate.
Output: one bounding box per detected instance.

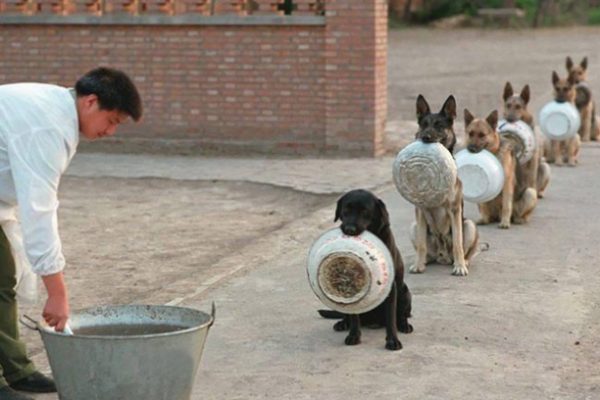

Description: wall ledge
[0,14,325,26]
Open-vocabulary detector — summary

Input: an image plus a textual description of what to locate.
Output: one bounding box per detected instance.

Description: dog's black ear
[375,198,390,232]
[416,95,430,123]
[520,85,530,105]
[464,108,475,128]
[440,95,456,120]
[552,71,559,86]
[503,82,513,101]
[334,193,347,222]
[581,57,588,71]
[486,110,499,131]
[566,56,574,72]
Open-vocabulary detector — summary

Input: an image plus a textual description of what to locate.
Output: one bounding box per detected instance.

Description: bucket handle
[19,314,39,331]
[208,302,216,328]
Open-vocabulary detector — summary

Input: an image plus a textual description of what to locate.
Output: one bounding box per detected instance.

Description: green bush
[589,7,600,24]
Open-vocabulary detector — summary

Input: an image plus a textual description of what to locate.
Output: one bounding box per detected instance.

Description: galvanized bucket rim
[25,303,215,340]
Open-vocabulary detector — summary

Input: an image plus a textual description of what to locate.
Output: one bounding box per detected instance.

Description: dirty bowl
[23,305,214,400]
[307,227,394,314]
[393,140,457,208]
[497,119,536,164]
[538,101,580,141]
[455,148,504,203]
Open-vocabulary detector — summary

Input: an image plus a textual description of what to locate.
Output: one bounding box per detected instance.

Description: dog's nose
[467,144,481,153]
[341,225,358,235]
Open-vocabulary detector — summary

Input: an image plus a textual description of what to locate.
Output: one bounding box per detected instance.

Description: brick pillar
[324,0,387,156]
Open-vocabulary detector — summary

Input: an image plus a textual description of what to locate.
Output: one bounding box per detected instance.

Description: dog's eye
[478,132,485,139]
[469,131,475,137]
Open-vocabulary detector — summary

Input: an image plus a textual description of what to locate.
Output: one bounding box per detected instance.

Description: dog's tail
[318,309,345,319]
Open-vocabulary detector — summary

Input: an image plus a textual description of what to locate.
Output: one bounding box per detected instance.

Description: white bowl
[455,148,505,203]
[538,101,580,141]
[307,228,395,314]
[497,119,536,164]
[393,141,457,208]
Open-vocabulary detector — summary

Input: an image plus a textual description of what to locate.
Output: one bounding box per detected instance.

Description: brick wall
[0,0,387,156]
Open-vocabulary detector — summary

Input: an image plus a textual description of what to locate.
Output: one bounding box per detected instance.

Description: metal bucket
[21,304,214,400]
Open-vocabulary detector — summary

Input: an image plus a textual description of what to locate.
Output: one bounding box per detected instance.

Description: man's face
[78,95,128,140]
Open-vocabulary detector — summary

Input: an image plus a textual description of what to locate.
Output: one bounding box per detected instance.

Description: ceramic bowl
[307,228,395,314]
[538,101,580,141]
[393,140,457,208]
[455,148,505,203]
[497,119,536,164]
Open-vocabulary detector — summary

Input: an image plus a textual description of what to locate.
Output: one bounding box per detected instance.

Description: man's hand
[41,272,70,332]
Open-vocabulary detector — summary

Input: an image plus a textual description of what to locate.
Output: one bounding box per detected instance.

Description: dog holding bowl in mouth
[463,109,537,229]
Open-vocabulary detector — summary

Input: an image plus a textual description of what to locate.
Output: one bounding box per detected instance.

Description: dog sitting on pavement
[408,95,479,276]
[318,189,413,351]
[502,82,551,198]
[464,109,537,229]
[566,56,600,142]
[545,71,581,166]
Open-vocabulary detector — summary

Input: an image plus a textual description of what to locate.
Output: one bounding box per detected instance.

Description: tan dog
[545,71,581,166]
[502,82,551,198]
[566,56,600,141]
[408,95,479,277]
[464,109,537,229]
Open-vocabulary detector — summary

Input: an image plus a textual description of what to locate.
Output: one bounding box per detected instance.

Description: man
[0,67,142,400]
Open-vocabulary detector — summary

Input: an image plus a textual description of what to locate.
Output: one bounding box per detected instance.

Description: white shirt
[0,83,79,277]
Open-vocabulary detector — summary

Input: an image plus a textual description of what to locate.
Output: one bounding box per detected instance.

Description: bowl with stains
[497,119,536,164]
[307,227,395,314]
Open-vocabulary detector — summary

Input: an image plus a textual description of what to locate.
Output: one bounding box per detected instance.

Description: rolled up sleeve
[8,129,68,276]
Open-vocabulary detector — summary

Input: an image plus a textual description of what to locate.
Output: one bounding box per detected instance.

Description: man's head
[75,67,142,140]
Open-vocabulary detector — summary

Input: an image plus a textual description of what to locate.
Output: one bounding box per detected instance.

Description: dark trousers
[0,226,35,388]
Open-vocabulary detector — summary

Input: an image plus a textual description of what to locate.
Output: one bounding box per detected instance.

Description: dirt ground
[17,27,600,399]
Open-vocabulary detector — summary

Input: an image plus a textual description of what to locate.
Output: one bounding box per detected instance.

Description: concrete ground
[18,27,600,399]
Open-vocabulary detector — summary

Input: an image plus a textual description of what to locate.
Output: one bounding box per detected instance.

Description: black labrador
[318,189,413,350]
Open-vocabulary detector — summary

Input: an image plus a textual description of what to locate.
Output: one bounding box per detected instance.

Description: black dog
[318,189,413,351]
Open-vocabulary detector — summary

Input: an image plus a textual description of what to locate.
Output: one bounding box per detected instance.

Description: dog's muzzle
[467,144,483,153]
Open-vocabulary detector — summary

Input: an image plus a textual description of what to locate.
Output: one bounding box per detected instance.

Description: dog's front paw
[398,321,413,334]
[385,337,403,351]
[452,263,469,276]
[476,218,490,225]
[498,220,510,229]
[409,263,426,274]
[333,320,349,332]
[567,160,577,167]
[344,333,361,346]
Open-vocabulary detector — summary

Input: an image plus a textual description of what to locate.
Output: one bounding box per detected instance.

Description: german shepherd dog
[465,109,537,229]
[502,82,551,198]
[408,95,479,276]
[318,189,413,351]
[566,56,600,141]
[545,71,581,166]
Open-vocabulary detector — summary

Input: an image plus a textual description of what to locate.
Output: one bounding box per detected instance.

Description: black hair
[75,67,142,121]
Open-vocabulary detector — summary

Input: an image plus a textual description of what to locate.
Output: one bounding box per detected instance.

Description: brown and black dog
[465,109,537,229]
[545,71,581,166]
[408,95,479,276]
[502,82,551,198]
[566,56,600,142]
[318,189,412,351]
